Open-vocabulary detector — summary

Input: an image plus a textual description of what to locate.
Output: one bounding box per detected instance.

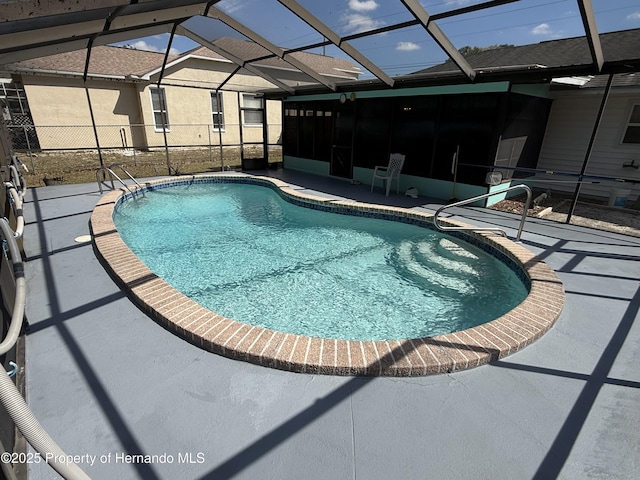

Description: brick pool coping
[90,174,565,376]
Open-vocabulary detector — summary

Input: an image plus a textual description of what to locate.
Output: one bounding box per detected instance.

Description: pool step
[436,238,479,261]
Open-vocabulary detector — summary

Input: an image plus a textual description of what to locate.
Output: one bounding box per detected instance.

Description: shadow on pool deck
[20,170,640,480]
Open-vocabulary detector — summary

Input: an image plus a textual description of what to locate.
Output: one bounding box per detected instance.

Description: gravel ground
[490,192,640,237]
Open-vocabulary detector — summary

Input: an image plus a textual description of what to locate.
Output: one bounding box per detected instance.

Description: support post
[262,98,268,169]
[237,91,244,169]
[82,38,103,168]
[157,24,178,175]
[217,88,224,171]
[566,73,614,223]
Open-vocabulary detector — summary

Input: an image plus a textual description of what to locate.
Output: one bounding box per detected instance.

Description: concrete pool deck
[90,174,563,377]
[21,170,639,479]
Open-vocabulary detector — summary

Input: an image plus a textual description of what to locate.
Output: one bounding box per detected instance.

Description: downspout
[566,73,614,223]
[157,24,178,175]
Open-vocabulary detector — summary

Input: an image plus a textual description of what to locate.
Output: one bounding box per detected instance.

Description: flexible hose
[3,185,24,239]
[0,369,90,480]
[0,220,24,355]
[0,220,90,479]
[0,438,18,480]
[0,370,91,479]
[7,164,26,199]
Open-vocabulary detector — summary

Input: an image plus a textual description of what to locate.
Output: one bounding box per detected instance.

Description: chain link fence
[7,123,283,186]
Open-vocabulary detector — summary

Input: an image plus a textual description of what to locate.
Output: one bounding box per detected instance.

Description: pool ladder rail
[433,184,532,242]
[96,163,145,197]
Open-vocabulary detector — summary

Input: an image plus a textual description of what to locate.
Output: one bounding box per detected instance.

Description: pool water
[114,182,528,341]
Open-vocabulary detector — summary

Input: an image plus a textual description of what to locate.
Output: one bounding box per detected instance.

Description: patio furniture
[370,153,405,196]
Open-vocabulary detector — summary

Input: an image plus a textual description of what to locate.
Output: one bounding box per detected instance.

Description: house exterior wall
[536,88,640,201]
[21,76,143,149]
[137,85,281,149]
[139,58,282,149]
[14,57,283,152]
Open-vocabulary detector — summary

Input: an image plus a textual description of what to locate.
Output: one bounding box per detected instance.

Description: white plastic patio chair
[370,153,405,196]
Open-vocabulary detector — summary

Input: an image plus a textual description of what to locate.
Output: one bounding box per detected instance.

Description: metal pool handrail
[95,163,144,197]
[433,184,532,242]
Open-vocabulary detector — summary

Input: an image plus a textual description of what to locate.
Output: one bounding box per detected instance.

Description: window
[241,94,263,126]
[282,104,298,155]
[0,80,30,118]
[1,79,41,149]
[622,104,640,144]
[150,87,169,131]
[211,92,224,130]
[298,104,314,159]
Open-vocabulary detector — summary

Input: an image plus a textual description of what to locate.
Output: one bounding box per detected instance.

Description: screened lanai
[1,3,640,480]
[2,0,640,95]
[3,1,640,215]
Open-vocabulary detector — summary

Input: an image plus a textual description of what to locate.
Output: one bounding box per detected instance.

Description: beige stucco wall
[22,76,144,149]
[140,58,282,148]
[17,55,283,151]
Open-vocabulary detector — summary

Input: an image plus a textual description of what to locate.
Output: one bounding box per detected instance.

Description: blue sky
[113,0,640,77]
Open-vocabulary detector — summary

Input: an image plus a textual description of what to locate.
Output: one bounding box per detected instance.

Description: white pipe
[0,371,91,479]
[3,184,24,239]
[0,220,90,480]
[0,220,24,355]
[7,166,25,200]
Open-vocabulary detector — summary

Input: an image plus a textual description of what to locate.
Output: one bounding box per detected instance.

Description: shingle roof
[416,28,640,75]
[195,38,361,79]
[581,72,640,89]
[6,45,173,77]
[5,38,360,81]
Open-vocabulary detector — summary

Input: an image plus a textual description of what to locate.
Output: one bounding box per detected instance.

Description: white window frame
[241,93,264,127]
[150,87,169,132]
[211,92,225,131]
[622,103,640,145]
[0,80,30,119]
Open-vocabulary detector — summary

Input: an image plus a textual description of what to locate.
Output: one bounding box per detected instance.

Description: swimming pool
[114,181,528,341]
[91,174,564,376]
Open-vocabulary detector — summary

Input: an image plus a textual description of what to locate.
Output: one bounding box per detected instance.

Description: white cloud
[343,13,385,34]
[531,23,552,35]
[129,40,156,51]
[627,12,640,21]
[396,41,420,51]
[340,0,383,35]
[127,40,179,56]
[349,0,379,12]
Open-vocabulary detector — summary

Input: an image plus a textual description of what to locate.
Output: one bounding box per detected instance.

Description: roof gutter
[7,67,145,82]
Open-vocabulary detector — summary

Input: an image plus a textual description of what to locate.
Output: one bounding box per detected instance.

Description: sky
[112,0,640,77]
